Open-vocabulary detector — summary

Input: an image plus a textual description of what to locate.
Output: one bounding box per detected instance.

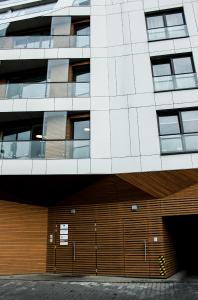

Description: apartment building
[1,0,198,278]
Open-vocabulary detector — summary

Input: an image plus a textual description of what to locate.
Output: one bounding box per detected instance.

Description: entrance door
[53,221,97,275]
[124,219,150,277]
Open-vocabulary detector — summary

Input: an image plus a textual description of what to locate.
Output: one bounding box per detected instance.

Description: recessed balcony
[0,16,90,49]
[0,111,90,159]
[0,59,90,99]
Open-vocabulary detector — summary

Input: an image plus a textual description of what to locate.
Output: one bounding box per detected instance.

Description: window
[151,54,197,92]
[146,8,188,41]
[158,109,198,154]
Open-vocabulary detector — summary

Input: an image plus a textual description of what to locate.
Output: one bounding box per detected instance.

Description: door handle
[73,242,76,261]
[144,240,147,262]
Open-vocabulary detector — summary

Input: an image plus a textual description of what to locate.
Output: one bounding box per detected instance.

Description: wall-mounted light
[70,208,76,215]
[36,134,43,139]
[131,205,139,212]
[84,127,90,132]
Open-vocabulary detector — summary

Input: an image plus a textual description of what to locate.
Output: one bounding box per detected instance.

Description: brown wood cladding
[0,200,48,275]
[1,170,198,278]
[47,176,160,278]
[47,173,198,279]
[118,169,198,198]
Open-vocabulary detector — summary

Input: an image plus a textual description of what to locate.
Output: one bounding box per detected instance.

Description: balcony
[160,133,198,154]
[0,111,90,159]
[73,0,90,5]
[148,24,188,42]
[0,140,90,159]
[153,73,198,92]
[0,82,90,99]
[0,35,90,49]
[0,59,90,99]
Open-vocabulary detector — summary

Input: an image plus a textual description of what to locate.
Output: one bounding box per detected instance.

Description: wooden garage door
[72,222,97,275]
[96,220,125,276]
[124,218,150,277]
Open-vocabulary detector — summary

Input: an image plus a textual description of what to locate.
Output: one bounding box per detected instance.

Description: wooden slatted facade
[1,171,198,278]
[0,200,48,275]
[47,174,198,279]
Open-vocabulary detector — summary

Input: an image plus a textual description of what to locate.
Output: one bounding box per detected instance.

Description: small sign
[60,224,69,246]
[49,234,53,243]
[60,224,68,230]
[60,241,68,246]
[60,234,68,240]
[60,229,68,235]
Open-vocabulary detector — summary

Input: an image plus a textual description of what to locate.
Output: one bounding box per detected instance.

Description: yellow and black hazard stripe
[159,255,166,276]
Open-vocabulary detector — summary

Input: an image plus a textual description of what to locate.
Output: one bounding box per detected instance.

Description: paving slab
[0,275,198,300]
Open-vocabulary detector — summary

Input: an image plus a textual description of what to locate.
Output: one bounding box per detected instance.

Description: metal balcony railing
[153,73,198,92]
[160,133,198,154]
[0,35,90,49]
[148,25,188,41]
[0,140,90,159]
[0,82,90,99]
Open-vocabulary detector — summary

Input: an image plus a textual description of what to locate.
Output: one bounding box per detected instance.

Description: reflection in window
[158,109,198,154]
[146,8,188,41]
[73,120,90,140]
[152,54,197,92]
[159,116,180,135]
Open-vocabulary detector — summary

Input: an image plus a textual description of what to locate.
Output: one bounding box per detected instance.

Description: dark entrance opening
[164,215,198,276]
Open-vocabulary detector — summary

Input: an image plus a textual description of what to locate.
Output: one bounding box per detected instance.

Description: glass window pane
[148,28,166,41]
[161,136,183,153]
[3,133,17,141]
[51,17,71,36]
[166,13,184,27]
[47,60,69,82]
[159,115,180,135]
[17,130,31,141]
[153,63,171,77]
[184,134,198,152]
[72,140,90,158]
[76,25,90,36]
[75,72,90,82]
[74,120,90,139]
[181,110,198,133]
[15,141,30,159]
[43,111,67,140]
[147,16,164,29]
[173,57,193,74]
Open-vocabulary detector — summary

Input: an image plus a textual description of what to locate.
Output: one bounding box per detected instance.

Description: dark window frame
[157,108,198,155]
[151,53,196,78]
[145,7,188,42]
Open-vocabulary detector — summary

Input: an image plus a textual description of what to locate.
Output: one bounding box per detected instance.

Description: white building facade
[1,0,198,278]
[0,0,198,175]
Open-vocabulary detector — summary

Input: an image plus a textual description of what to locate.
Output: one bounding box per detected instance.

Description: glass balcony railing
[0,140,90,159]
[0,0,22,5]
[148,25,188,41]
[73,0,90,6]
[160,133,198,154]
[153,73,198,92]
[0,82,90,99]
[0,35,90,49]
